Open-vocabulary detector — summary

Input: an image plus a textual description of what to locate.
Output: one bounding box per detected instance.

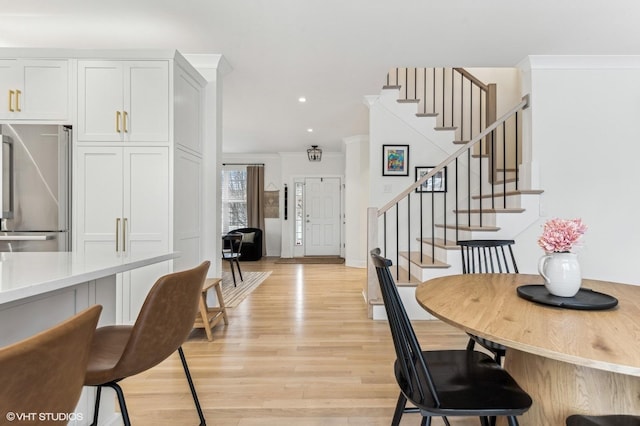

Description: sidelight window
[294,181,304,245]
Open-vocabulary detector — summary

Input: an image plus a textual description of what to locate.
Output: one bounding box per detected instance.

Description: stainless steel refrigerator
[0,124,71,251]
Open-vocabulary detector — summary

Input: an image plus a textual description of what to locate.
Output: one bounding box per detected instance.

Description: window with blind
[221,169,247,234]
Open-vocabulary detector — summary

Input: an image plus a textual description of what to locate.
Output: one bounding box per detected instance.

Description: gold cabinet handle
[8,90,14,112]
[123,111,128,133]
[116,111,122,133]
[15,90,21,112]
[122,218,127,252]
[116,218,121,252]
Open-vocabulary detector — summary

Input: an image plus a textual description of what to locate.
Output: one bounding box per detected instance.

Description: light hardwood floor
[120,258,478,425]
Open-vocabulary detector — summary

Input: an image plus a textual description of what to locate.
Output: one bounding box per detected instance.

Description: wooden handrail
[453,68,489,92]
[377,95,529,216]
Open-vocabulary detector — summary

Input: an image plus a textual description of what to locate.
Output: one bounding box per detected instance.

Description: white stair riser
[372,286,436,320]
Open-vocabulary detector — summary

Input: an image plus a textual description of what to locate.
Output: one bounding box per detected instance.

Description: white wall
[466,67,522,117]
[515,56,640,284]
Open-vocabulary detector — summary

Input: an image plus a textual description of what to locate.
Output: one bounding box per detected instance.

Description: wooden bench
[193,278,228,341]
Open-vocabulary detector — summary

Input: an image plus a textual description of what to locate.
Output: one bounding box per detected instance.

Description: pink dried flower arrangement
[538,218,587,253]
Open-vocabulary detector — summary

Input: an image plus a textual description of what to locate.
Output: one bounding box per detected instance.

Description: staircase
[366,67,543,320]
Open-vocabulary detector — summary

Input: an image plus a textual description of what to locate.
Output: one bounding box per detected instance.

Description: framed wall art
[415,166,447,193]
[382,144,409,176]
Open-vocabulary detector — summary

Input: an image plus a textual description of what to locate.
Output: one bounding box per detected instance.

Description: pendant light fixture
[307,145,322,162]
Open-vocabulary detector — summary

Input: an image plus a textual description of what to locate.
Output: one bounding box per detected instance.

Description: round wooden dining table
[415,273,640,426]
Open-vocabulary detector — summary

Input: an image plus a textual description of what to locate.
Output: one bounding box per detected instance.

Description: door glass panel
[294,182,304,245]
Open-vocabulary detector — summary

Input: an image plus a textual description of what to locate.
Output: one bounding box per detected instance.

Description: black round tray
[516,285,618,310]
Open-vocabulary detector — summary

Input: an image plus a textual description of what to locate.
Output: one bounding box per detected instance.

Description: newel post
[366,207,379,319]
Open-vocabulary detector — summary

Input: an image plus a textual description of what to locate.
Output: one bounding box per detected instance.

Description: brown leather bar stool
[0,305,102,425]
[193,277,229,341]
[85,261,210,426]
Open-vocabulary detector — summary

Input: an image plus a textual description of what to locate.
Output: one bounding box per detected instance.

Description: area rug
[220,271,272,308]
[275,257,345,265]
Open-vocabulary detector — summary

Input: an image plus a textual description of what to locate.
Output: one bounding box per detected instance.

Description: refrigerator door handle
[0,235,53,241]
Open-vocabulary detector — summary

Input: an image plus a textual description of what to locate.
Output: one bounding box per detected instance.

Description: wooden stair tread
[434,126,457,131]
[416,237,458,250]
[416,112,439,117]
[382,85,401,90]
[435,224,500,232]
[397,99,420,104]
[399,251,450,268]
[472,189,544,199]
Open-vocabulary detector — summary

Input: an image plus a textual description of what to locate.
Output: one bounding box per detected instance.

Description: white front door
[304,177,341,256]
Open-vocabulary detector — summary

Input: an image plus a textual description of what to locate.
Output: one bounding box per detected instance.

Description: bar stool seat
[193,277,229,341]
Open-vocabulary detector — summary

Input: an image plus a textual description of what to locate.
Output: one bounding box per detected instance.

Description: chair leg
[91,383,130,426]
[178,346,206,426]
[391,392,406,426]
[480,416,490,426]
[441,416,450,426]
[235,259,243,281]
[466,337,476,351]
[90,386,102,426]
[229,260,237,287]
[103,382,131,426]
[421,416,431,426]
[507,416,519,426]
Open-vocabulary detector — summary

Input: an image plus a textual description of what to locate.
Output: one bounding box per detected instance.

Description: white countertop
[0,251,179,305]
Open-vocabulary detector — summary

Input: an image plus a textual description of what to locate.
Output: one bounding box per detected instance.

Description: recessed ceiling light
[298,97,307,103]
[307,128,313,133]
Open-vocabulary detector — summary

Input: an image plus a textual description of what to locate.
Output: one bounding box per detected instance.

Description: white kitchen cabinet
[174,66,203,153]
[75,146,170,323]
[71,50,207,323]
[77,60,169,143]
[173,148,203,272]
[0,59,69,120]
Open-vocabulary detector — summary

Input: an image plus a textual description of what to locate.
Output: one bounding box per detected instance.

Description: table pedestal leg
[500,349,640,425]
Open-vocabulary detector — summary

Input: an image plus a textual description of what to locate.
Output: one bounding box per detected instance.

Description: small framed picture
[382,144,410,176]
[415,166,447,193]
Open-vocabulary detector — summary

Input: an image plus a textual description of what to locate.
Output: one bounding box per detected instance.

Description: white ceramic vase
[538,252,582,297]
